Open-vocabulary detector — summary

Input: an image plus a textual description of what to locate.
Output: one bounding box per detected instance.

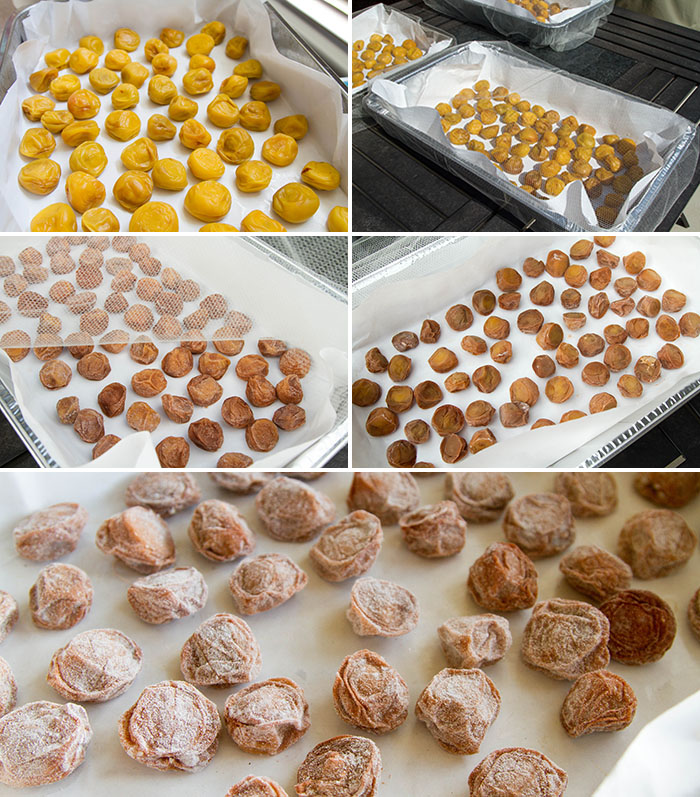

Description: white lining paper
[0,235,346,468]
[0,0,348,232]
[352,234,700,468]
[0,470,698,797]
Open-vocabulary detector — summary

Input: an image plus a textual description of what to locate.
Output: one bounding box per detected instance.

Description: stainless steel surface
[352,234,699,468]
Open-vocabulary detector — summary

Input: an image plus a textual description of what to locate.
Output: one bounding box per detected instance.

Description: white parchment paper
[370,41,694,229]
[0,0,348,232]
[352,234,700,468]
[351,4,454,96]
[0,470,698,797]
[0,235,346,468]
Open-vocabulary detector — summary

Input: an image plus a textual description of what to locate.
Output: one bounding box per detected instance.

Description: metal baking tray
[352,3,456,96]
[351,234,700,468]
[362,40,700,233]
[424,0,614,52]
[0,0,347,107]
[0,236,348,469]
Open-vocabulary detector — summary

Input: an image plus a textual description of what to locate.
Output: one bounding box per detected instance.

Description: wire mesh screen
[352,235,481,307]
[260,236,348,295]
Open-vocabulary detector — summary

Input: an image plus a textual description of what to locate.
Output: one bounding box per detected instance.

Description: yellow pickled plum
[67,89,101,119]
[65,171,106,213]
[115,28,140,52]
[21,95,55,121]
[261,134,298,167]
[44,48,70,70]
[68,48,98,74]
[121,138,158,171]
[79,35,104,55]
[219,74,248,99]
[274,114,308,140]
[190,54,215,73]
[104,110,141,141]
[30,203,77,232]
[234,59,262,78]
[207,94,239,127]
[250,81,281,102]
[41,110,74,133]
[186,33,215,56]
[147,114,176,141]
[184,180,232,222]
[301,161,341,190]
[61,120,99,146]
[19,128,56,159]
[122,62,149,88]
[144,38,169,62]
[235,160,272,193]
[179,119,211,150]
[69,141,108,176]
[129,201,179,232]
[29,67,58,93]
[49,74,80,101]
[168,95,198,121]
[272,182,320,223]
[240,210,286,232]
[18,159,61,195]
[239,101,271,131]
[183,67,214,96]
[200,223,239,231]
[327,206,348,232]
[104,49,131,71]
[217,128,254,164]
[82,207,120,232]
[113,170,153,211]
[148,75,177,105]
[201,21,226,45]
[160,28,184,48]
[89,67,119,94]
[188,148,225,180]
[112,83,139,109]
[152,158,188,191]
[225,36,248,60]
[152,53,178,77]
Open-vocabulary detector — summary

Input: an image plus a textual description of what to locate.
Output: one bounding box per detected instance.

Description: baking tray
[424,0,614,52]
[351,233,700,469]
[362,40,700,233]
[0,0,348,233]
[352,3,456,96]
[0,236,348,469]
[1,470,699,797]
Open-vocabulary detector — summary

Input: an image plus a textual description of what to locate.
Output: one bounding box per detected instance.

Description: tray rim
[430,0,614,32]
[351,233,700,469]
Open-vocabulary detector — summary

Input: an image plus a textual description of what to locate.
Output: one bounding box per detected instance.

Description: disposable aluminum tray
[0,0,348,105]
[351,234,700,468]
[362,40,700,233]
[424,0,614,52]
[352,4,456,96]
[0,236,348,469]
